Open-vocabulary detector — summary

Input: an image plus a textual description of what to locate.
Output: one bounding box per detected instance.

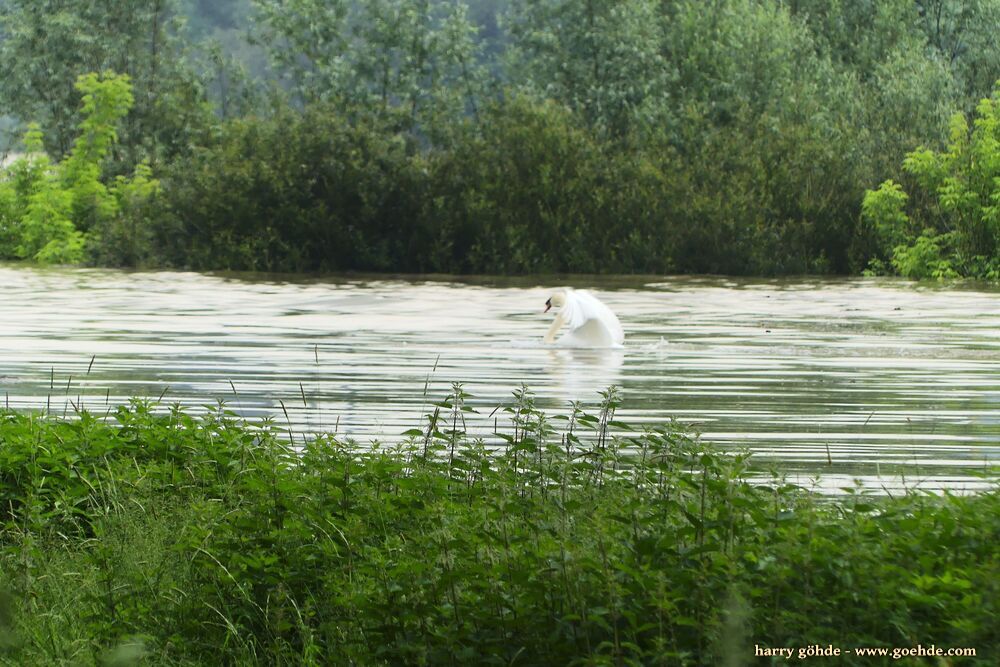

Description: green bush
[863,84,1000,279]
[147,92,872,276]
[0,72,159,266]
[891,230,959,279]
[148,97,675,274]
[1,389,996,664]
[426,96,677,274]
[148,106,427,272]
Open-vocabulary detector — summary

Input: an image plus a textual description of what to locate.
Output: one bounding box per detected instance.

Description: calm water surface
[2,265,997,493]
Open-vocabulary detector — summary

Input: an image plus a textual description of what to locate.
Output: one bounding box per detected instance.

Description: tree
[504,0,669,139]
[0,72,159,264]
[0,0,210,167]
[346,0,487,133]
[862,84,1000,278]
[915,0,1000,106]
[253,0,487,134]
[786,0,922,74]
[251,0,352,106]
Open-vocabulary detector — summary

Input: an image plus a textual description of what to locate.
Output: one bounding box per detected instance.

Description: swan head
[544,290,567,314]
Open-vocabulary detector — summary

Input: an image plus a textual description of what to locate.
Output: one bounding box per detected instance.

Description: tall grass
[0,388,997,665]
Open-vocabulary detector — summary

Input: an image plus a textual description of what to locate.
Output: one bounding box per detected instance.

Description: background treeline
[0,0,998,277]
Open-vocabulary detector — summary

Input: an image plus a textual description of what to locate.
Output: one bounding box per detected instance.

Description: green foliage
[915,0,1000,105]
[891,229,959,279]
[0,129,48,257]
[92,163,161,267]
[253,0,487,132]
[2,1,999,277]
[146,97,679,273]
[505,0,669,139]
[148,106,426,272]
[173,0,924,276]
[61,73,135,234]
[0,390,997,664]
[64,73,134,179]
[251,0,351,103]
[148,83,876,276]
[864,84,1000,279]
[0,184,15,255]
[17,182,83,263]
[785,0,959,167]
[862,180,911,249]
[0,0,212,167]
[3,123,87,263]
[0,73,159,265]
[428,96,675,273]
[789,0,921,72]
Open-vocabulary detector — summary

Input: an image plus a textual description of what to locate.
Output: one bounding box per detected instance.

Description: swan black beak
[544,299,552,313]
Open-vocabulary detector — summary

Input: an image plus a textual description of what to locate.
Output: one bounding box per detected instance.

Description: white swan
[543,289,624,347]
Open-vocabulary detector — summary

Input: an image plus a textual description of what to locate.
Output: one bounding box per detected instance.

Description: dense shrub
[148,106,428,272]
[1,389,996,664]
[146,92,877,276]
[0,73,159,266]
[862,84,1000,280]
[425,97,677,274]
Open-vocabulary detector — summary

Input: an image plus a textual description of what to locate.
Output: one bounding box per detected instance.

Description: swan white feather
[543,289,624,347]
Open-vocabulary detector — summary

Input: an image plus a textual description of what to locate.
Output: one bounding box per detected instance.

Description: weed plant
[0,387,996,665]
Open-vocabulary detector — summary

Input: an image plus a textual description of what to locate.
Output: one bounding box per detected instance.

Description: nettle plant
[0,72,158,264]
[862,83,1000,280]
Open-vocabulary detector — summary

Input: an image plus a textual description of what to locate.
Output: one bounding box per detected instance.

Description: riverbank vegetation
[1,388,997,664]
[1,1,999,278]
[0,73,159,265]
[862,94,1000,279]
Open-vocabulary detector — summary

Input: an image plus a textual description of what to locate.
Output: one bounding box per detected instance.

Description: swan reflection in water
[545,346,625,401]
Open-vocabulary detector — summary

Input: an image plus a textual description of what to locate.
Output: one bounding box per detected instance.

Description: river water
[1,265,997,493]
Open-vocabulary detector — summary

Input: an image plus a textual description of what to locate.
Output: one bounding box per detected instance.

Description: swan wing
[559,289,590,331]
[564,290,624,345]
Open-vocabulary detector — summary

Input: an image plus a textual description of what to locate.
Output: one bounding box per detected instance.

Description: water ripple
[1,266,997,491]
